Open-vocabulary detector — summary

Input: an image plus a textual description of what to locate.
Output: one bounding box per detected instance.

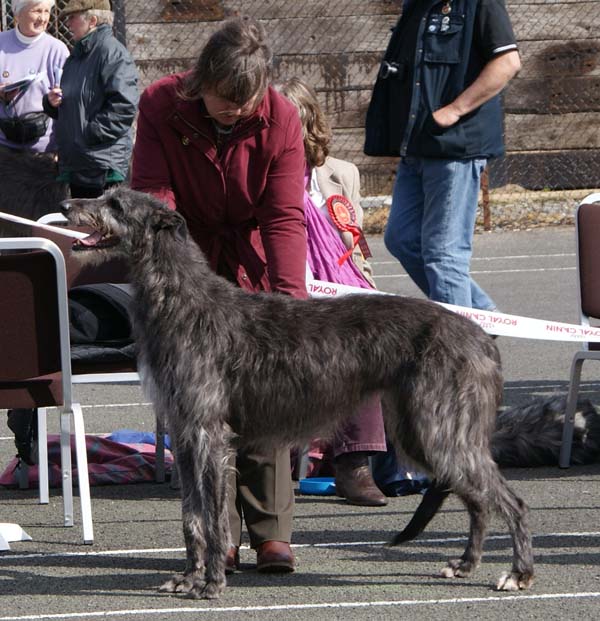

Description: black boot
[335,452,387,506]
[6,409,38,466]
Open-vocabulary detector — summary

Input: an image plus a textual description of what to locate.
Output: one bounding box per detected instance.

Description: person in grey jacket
[43,0,138,198]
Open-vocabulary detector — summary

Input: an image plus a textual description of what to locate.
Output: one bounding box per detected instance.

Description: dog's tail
[388,483,451,546]
[492,396,600,467]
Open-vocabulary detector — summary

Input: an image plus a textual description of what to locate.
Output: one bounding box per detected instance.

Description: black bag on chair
[0,112,49,144]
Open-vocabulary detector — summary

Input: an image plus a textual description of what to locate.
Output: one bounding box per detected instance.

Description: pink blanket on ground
[0,434,173,487]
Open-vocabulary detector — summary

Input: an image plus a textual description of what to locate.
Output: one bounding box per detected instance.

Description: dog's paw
[496,571,534,591]
[186,578,226,600]
[440,558,475,578]
[159,571,204,594]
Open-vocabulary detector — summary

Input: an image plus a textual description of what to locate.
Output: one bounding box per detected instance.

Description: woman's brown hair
[276,77,332,168]
[180,16,272,105]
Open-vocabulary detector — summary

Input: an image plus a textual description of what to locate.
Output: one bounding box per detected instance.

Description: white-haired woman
[0,0,68,152]
[44,0,138,199]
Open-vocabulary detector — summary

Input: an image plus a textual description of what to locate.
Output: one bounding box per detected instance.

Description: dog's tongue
[78,231,103,246]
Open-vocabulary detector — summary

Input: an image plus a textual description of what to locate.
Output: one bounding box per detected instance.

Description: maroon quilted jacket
[131,75,307,299]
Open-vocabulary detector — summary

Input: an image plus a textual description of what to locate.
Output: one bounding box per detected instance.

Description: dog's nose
[60,201,71,215]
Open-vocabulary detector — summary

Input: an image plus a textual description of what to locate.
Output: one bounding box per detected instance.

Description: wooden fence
[2,0,599,195]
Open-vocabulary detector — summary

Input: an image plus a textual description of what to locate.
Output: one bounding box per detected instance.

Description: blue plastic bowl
[298,477,336,495]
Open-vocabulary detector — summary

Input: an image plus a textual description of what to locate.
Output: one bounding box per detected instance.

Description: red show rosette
[326,194,372,266]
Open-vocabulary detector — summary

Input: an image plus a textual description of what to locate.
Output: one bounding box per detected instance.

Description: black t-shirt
[474,0,518,61]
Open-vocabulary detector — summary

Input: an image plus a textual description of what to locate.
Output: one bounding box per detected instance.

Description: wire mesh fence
[1,0,599,229]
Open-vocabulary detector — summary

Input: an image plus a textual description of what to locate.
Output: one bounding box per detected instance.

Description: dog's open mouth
[73,230,119,251]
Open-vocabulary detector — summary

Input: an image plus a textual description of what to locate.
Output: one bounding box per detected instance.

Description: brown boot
[335,452,388,506]
[256,541,295,573]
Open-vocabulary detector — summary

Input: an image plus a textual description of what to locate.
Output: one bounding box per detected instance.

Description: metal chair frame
[559,193,600,468]
[0,237,94,543]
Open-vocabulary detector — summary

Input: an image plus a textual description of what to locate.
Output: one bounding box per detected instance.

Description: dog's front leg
[159,435,228,599]
[196,440,230,599]
[159,445,210,597]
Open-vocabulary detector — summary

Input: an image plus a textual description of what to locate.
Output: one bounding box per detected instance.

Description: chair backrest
[0,238,72,408]
[577,200,600,321]
[576,199,600,352]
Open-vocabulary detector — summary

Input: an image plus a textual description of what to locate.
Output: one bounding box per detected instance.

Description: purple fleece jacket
[0,29,68,152]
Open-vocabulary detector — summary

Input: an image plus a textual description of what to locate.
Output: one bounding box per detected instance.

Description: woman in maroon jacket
[131,17,304,573]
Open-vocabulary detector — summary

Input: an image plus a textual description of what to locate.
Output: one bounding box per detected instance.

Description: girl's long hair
[276,77,331,168]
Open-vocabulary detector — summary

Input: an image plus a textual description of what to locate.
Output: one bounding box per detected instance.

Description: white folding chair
[0,237,93,543]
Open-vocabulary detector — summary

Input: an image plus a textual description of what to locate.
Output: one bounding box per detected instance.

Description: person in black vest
[364,0,520,311]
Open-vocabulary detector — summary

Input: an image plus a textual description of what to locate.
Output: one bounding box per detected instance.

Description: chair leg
[155,414,165,483]
[559,355,585,468]
[37,408,49,504]
[59,411,74,527]
[71,403,94,544]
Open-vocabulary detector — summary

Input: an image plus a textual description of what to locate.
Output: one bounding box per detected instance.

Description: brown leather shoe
[335,452,388,506]
[256,541,295,573]
[225,545,240,575]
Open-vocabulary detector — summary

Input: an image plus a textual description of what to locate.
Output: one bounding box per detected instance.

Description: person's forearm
[433,50,521,128]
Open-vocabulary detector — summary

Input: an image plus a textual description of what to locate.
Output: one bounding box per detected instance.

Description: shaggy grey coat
[61,187,534,599]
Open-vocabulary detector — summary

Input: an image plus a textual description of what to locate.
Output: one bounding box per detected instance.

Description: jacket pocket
[418,112,467,157]
[424,15,464,64]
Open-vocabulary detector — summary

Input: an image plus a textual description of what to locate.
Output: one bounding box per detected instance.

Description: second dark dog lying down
[493,396,600,467]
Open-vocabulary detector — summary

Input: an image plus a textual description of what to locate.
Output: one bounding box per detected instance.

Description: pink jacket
[131,74,307,298]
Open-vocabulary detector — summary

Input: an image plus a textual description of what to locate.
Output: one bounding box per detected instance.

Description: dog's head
[61,187,187,261]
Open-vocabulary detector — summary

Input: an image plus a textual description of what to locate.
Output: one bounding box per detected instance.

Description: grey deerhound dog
[61,187,534,599]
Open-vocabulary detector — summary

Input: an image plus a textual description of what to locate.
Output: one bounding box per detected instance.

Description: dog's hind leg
[442,461,534,590]
[489,470,534,591]
[159,428,229,599]
[440,478,491,579]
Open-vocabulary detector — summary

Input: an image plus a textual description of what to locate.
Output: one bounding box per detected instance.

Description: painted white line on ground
[15,402,154,411]
[371,253,576,266]
[504,381,600,388]
[375,266,576,279]
[2,531,600,562]
[475,253,575,261]
[1,592,600,620]
[504,384,600,393]
[79,402,152,409]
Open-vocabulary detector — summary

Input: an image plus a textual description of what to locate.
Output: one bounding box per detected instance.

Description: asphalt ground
[2,226,600,620]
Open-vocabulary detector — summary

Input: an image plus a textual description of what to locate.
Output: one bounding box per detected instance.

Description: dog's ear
[151,208,188,241]
[106,192,125,213]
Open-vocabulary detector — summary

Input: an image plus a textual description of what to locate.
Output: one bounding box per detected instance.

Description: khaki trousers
[227,445,294,549]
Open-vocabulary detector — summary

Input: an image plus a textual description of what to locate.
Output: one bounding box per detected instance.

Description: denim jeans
[384,156,495,310]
